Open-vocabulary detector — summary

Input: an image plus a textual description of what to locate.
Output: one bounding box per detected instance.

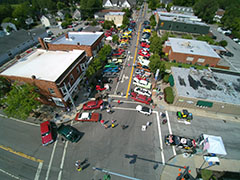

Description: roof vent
[32,75,36,79]
[77,42,80,45]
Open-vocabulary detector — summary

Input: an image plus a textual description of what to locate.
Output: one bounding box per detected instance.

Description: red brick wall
[164,46,220,67]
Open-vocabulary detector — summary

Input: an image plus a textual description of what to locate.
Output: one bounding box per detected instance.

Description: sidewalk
[161,154,240,180]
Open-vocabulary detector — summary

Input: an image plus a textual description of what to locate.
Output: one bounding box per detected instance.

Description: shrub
[164,87,174,104]
[163,74,169,83]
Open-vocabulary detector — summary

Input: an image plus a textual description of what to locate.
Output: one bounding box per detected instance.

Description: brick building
[0,49,87,107]
[163,38,221,67]
[40,31,104,57]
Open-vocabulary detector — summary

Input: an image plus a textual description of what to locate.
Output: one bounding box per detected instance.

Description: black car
[99,77,113,84]
[57,125,83,143]
[224,51,234,57]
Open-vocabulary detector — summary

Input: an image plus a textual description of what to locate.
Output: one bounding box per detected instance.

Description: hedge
[163,74,169,83]
[164,87,174,104]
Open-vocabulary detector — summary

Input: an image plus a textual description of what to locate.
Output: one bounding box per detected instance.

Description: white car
[136,105,152,116]
[133,77,151,89]
[138,56,150,66]
[134,87,151,97]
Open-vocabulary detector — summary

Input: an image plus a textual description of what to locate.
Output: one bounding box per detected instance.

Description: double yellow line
[126,3,146,98]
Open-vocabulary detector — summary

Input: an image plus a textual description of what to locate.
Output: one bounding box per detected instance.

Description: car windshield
[42,131,50,137]
[142,107,149,112]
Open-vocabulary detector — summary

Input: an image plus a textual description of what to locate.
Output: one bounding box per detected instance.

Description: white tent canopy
[106,36,112,41]
[203,134,227,156]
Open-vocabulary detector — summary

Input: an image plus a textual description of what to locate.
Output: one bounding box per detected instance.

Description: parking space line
[154,111,165,165]
[45,140,58,180]
[34,162,43,180]
[166,111,176,156]
[0,168,21,180]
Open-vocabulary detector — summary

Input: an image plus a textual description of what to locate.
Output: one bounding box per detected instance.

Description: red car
[40,121,54,146]
[138,50,150,58]
[141,42,150,48]
[112,51,124,56]
[135,74,148,81]
[105,30,112,37]
[83,99,103,110]
[75,112,101,122]
[131,92,152,105]
[96,85,106,91]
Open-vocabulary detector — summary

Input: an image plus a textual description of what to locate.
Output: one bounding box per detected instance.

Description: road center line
[45,140,58,180]
[155,112,165,165]
[165,111,176,156]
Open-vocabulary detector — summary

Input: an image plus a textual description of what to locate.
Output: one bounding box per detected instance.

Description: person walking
[111,119,115,128]
[118,100,121,104]
[75,160,82,172]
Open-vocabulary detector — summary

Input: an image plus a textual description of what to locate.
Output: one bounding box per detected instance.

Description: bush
[164,87,174,104]
[219,40,228,47]
[163,74,169,83]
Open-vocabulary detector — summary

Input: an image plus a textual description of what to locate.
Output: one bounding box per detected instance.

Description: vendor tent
[203,134,227,156]
[106,36,112,41]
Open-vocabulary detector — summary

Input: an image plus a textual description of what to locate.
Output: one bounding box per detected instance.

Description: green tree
[149,54,166,74]
[102,20,115,29]
[0,4,13,23]
[2,83,40,120]
[219,40,228,47]
[173,0,196,7]
[90,19,98,26]
[57,2,66,10]
[150,14,156,29]
[181,34,193,39]
[149,32,162,54]
[112,35,119,44]
[0,77,11,98]
[148,0,158,10]
[122,8,131,18]
[80,0,102,20]
[196,35,215,44]
[122,15,130,26]
[193,0,218,23]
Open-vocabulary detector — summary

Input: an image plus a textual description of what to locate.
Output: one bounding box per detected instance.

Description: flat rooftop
[166,38,220,58]
[172,67,240,105]
[1,49,84,82]
[107,12,125,16]
[52,32,103,46]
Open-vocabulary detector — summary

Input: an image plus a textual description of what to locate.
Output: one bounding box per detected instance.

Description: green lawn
[164,61,208,70]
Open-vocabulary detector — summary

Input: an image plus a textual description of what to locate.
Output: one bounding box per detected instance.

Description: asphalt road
[210,25,240,71]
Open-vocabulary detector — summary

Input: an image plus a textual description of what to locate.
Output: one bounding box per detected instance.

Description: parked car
[131,92,152,105]
[136,63,150,72]
[138,57,150,66]
[134,87,151,97]
[75,112,101,122]
[133,77,151,89]
[102,72,118,78]
[141,42,150,48]
[98,77,113,84]
[83,99,103,110]
[108,58,123,64]
[57,124,83,143]
[136,105,152,115]
[103,67,120,73]
[104,63,119,68]
[138,50,150,58]
[40,121,54,146]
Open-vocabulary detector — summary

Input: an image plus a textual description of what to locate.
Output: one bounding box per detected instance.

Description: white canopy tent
[106,36,112,41]
[203,134,227,156]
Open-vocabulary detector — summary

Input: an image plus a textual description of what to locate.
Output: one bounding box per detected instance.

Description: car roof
[40,121,50,134]
[142,106,150,112]
[87,100,97,106]
[81,112,90,119]
[139,80,147,85]
[137,94,146,100]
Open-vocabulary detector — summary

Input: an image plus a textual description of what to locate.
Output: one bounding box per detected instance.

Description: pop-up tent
[203,134,227,156]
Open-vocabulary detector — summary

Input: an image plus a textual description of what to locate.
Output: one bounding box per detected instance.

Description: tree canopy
[80,0,102,20]
[149,32,162,54]
[1,83,40,120]
[0,77,11,98]
[149,54,166,74]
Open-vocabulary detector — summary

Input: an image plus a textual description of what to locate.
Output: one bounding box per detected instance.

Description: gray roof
[0,28,46,55]
[166,38,220,58]
[51,32,103,46]
[172,67,240,105]
[82,26,102,32]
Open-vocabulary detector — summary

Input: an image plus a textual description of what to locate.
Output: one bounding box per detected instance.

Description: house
[42,31,104,57]
[105,12,125,27]
[0,49,87,107]
[0,28,48,66]
[170,67,240,115]
[155,11,210,34]
[25,17,34,25]
[57,11,65,20]
[163,38,221,67]
[94,11,108,21]
[103,0,136,9]
[40,15,56,27]
[72,9,81,20]
[213,9,225,23]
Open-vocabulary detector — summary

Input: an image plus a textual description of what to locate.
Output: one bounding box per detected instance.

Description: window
[197,58,205,63]
[67,82,71,90]
[186,57,194,61]
[70,74,74,81]
[52,97,65,107]
[76,67,80,74]
[48,88,55,94]
[60,87,67,95]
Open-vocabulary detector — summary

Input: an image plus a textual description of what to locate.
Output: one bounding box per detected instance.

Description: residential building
[94,11,108,21]
[155,11,210,34]
[103,0,136,8]
[0,28,48,66]
[56,11,65,20]
[163,38,221,67]
[105,12,125,27]
[213,9,225,23]
[171,67,240,115]
[43,31,104,57]
[72,9,81,20]
[0,49,87,107]
[40,15,56,27]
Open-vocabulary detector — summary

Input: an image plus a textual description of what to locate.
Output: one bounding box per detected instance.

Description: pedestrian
[100,120,104,126]
[118,100,121,104]
[100,105,103,111]
[112,119,115,124]
[146,121,150,127]
[104,124,108,129]
[111,122,115,128]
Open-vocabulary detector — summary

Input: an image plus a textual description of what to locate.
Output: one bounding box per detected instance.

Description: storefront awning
[197,100,213,107]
